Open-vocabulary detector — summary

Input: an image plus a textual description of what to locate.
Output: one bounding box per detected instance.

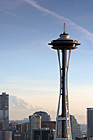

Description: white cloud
[0,9,22,19]
[24,0,93,41]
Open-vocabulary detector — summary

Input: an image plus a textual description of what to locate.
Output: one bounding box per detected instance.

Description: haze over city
[0,0,93,124]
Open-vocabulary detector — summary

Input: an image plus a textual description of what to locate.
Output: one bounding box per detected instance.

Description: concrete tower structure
[87,108,93,138]
[0,92,9,129]
[49,24,80,140]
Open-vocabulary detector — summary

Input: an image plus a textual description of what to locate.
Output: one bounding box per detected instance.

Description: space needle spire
[64,23,66,33]
[48,24,80,140]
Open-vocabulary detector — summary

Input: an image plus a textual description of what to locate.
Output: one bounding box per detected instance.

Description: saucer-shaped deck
[48,32,80,50]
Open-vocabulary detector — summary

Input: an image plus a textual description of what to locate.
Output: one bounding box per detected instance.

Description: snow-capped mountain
[9,95,44,120]
[10,95,33,110]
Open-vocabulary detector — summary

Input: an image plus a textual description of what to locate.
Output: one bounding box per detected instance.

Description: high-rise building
[29,114,41,140]
[0,131,12,140]
[33,128,55,140]
[70,115,82,139]
[87,108,93,138]
[33,111,50,122]
[0,92,9,129]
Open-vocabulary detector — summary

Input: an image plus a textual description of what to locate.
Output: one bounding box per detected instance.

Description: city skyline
[0,0,93,124]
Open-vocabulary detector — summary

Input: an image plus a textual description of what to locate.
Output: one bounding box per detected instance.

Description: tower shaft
[55,49,71,140]
[62,49,67,138]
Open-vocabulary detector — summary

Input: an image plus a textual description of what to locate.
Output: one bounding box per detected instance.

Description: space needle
[48,24,80,140]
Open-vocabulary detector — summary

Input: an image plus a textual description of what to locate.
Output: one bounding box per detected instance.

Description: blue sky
[0,0,93,123]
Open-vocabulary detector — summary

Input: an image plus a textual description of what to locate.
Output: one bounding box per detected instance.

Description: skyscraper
[87,108,93,138]
[29,114,41,140]
[0,92,9,129]
[70,115,82,139]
